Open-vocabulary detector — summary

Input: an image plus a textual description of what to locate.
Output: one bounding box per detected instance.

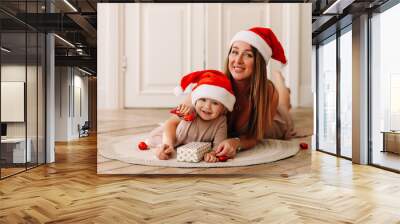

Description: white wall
[55,67,89,141]
[269,4,313,108]
[97,4,123,110]
[55,67,69,141]
[73,74,89,137]
[299,4,313,107]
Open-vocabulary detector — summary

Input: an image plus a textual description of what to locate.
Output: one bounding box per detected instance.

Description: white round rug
[99,133,300,168]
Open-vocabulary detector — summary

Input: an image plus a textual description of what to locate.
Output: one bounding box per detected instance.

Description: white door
[124,3,205,108]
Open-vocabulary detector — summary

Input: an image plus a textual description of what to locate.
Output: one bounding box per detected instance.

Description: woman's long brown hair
[224,47,273,140]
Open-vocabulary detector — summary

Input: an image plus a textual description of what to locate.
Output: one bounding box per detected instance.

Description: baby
[147,70,236,162]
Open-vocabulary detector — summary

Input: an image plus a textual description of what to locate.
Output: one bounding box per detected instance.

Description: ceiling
[0,0,393,75]
[1,0,97,74]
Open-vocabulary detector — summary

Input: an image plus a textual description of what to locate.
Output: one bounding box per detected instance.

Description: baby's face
[195,98,226,121]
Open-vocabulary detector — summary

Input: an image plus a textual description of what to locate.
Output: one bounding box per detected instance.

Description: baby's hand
[176,104,192,116]
[156,144,174,160]
[172,104,196,121]
[204,151,218,163]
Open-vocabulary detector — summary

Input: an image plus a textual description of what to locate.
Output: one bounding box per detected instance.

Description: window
[317,36,337,155]
[339,28,352,158]
[0,2,47,179]
[370,2,400,171]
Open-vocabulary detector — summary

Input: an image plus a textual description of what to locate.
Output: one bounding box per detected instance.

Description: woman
[213,27,296,159]
[161,27,295,160]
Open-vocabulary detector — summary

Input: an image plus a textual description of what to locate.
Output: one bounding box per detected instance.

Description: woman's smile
[233,65,245,72]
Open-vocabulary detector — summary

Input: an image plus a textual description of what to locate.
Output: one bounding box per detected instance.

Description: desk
[1,138,31,163]
[381,131,400,154]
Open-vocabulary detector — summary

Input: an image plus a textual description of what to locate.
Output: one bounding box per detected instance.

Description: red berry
[138,141,148,150]
[217,155,228,162]
[183,113,195,121]
[299,143,308,150]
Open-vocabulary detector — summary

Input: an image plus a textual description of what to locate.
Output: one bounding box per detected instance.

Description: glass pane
[317,37,337,154]
[1,30,27,177]
[371,3,400,171]
[27,31,38,169]
[340,29,352,158]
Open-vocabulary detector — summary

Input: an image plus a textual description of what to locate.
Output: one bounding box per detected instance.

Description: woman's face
[195,98,225,121]
[228,41,255,81]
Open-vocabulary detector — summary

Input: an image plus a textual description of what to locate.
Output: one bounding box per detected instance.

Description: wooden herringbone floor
[1,135,400,223]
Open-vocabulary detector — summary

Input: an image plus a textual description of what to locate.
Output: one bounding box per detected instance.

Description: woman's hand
[215,138,240,158]
[204,151,218,163]
[155,144,175,160]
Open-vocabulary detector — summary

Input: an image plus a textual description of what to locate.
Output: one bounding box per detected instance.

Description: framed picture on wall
[1,81,25,122]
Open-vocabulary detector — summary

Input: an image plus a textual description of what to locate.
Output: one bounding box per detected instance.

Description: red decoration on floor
[138,141,148,150]
[299,142,308,150]
[217,155,228,162]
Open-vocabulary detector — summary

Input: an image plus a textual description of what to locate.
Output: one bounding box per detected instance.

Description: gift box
[177,142,211,162]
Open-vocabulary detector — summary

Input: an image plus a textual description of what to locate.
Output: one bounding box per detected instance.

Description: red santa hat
[174,70,236,111]
[229,27,287,65]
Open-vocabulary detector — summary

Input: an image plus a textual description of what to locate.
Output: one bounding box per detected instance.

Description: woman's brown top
[228,79,279,137]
